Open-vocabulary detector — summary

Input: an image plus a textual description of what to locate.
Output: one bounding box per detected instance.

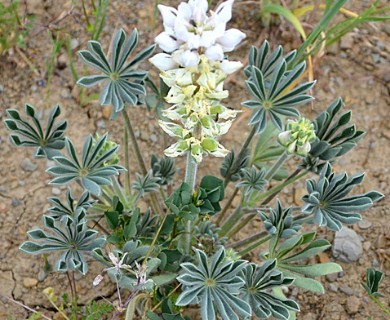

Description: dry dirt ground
[0,0,389,319]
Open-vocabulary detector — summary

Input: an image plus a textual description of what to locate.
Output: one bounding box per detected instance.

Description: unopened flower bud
[278,118,316,156]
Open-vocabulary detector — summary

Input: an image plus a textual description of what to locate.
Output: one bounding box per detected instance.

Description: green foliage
[20,211,105,274]
[194,220,227,254]
[220,148,250,182]
[0,1,32,54]
[241,259,299,319]
[302,163,384,231]
[236,166,267,199]
[259,200,300,238]
[300,98,365,172]
[48,189,95,219]
[362,268,384,298]
[77,29,156,118]
[265,231,341,293]
[133,170,161,198]
[4,104,67,159]
[176,248,251,320]
[151,155,176,185]
[84,300,114,320]
[47,133,124,195]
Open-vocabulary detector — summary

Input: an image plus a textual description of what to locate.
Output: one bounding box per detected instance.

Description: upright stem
[265,152,289,181]
[123,126,131,195]
[184,151,198,254]
[219,204,242,238]
[122,110,147,175]
[122,110,160,214]
[238,234,272,256]
[224,125,257,187]
[216,187,239,225]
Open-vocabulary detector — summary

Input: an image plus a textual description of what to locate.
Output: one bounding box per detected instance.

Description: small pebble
[328,283,338,292]
[20,159,38,172]
[358,219,372,230]
[340,285,353,296]
[23,277,38,288]
[150,134,158,143]
[326,273,338,283]
[11,198,22,207]
[52,187,62,196]
[345,296,360,314]
[332,227,363,263]
[0,202,6,213]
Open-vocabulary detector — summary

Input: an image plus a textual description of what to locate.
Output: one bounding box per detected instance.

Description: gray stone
[23,277,38,288]
[150,134,158,143]
[358,219,372,230]
[97,119,106,129]
[340,34,354,49]
[328,283,338,292]
[52,187,62,196]
[345,296,360,314]
[340,285,353,296]
[326,272,338,282]
[0,84,4,93]
[20,158,38,172]
[332,227,363,263]
[11,198,22,207]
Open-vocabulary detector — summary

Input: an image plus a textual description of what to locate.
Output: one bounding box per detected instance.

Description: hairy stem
[369,295,390,316]
[219,204,242,238]
[216,187,239,225]
[230,230,268,248]
[224,125,257,187]
[122,110,160,214]
[184,151,198,254]
[123,126,131,195]
[264,152,289,181]
[238,234,272,256]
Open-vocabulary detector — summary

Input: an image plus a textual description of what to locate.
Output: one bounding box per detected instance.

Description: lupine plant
[5,0,384,319]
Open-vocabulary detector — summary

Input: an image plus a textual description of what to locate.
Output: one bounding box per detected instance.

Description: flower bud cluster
[278,118,316,156]
[150,0,245,163]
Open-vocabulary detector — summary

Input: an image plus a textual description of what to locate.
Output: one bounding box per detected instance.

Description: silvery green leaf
[301,163,383,231]
[176,248,251,320]
[46,134,124,195]
[4,104,67,159]
[77,29,155,116]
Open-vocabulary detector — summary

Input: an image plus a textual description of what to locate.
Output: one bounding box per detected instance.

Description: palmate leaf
[4,104,67,159]
[236,166,267,198]
[300,98,366,172]
[361,268,385,298]
[47,133,125,195]
[242,41,315,134]
[48,188,96,219]
[77,29,156,118]
[133,170,161,198]
[265,231,341,294]
[240,259,299,320]
[220,148,250,182]
[259,200,301,239]
[151,155,176,185]
[301,163,384,231]
[176,248,251,320]
[20,212,105,274]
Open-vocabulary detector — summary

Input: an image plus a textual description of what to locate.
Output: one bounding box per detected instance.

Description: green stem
[122,110,147,175]
[265,152,289,181]
[122,110,160,214]
[230,230,268,249]
[123,126,131,195]
[219,204,242,238]
[111,177,127,206]
[222,170,308,238]
[224,125,257,187]
[216,187,239,225]
[81,0,91,28]
[238,235,272,256]
[369,295,390,316]
[184,151,198,254]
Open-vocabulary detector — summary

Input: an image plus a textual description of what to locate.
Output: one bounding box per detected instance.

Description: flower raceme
[150,0,245,163]
[151,0,245,68]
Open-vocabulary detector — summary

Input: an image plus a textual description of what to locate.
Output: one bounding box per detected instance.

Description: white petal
[179,50,200,67]
[215,0,234,23]
[158,5,177,29]
[205,45,224,61]
[199,30,217,48]
[177,2,192,20]
[93,274,104,287]
[209,143,230,157]
[217,28,246,52]
[149,53,178,71]
[155,32,180,53]
[189,0,208,23]
[278,131,291,146]
[187,33,200,49]
[108,252,118,265]
[297,142,311,156]
[219,60,243,74]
